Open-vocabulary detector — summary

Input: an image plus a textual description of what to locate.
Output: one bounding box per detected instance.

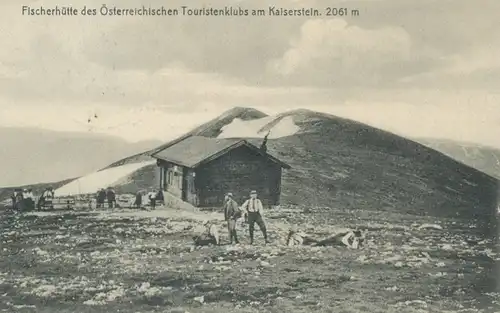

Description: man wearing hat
[224,192,241,244]
[241,190,269,244]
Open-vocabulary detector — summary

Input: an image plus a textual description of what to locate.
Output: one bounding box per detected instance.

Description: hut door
[182,169,188,201]
[182,169,198,202]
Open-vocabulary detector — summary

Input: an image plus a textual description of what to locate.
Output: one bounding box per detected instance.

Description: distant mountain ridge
[416,138,500,180]
[0,127,161,187]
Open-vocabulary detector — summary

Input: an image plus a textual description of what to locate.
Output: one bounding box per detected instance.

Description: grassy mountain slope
[416,138,500,180]
[109,107,498,233]
[255,111,497,221]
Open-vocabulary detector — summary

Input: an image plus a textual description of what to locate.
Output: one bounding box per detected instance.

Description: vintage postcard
[0,0,499,312]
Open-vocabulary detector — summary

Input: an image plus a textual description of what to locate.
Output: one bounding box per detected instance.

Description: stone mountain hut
[151,136,291,207]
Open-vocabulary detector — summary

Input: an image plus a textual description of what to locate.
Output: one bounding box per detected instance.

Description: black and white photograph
[1,0,499,312]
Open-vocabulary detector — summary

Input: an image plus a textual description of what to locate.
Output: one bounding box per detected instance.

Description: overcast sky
[1,0,499,147]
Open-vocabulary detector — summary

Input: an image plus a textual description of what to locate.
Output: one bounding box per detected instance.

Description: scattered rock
[441,244,453,251]
[405,300,428,307]
[194,295,204,304]
[418,224,443,230]
[429,272,447,277]
[33,248,48,256]
[421,252,432,260]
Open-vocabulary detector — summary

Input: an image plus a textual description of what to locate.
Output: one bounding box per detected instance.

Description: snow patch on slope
[55,161,155,197]
[217,115,300,139]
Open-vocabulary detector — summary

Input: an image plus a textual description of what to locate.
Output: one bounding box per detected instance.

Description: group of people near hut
[11,185,164,212]
[193,190,366,248]
[11,188,35,211]
[10,187,55,212]
[94,187,164,210]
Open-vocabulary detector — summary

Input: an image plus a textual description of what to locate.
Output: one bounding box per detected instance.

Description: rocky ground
[0,205,499,313]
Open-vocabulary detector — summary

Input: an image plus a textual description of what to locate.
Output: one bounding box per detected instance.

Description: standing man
[16,189,24,211]
[134,191,143,209]
[106,188,116,209]
[96,188,106,208]
[11,189,17,211]
[95,189,101,208]
[148,189,157,210]
[25,189,35,211]
[241,190,270,245]
[156,189,164,206]
[223,193,241,244]
[19,189,29,212]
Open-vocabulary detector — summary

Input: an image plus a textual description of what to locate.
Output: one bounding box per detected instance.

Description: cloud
[82,7,301,83]
[267,19,413,86]
[2,0,497,96]
[399,45,500,89]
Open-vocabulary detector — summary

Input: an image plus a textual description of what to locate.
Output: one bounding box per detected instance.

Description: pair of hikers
[133,189,164,210]
[225,190,270,245]
[193,190,269,246]
[95,188,116,209]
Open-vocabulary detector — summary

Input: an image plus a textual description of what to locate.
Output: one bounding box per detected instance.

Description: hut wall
[195,145,282,207]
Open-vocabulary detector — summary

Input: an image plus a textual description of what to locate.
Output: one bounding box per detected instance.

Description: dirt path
[26,206,225,221]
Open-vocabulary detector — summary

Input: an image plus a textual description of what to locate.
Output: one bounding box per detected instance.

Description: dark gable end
[239,142,291,169]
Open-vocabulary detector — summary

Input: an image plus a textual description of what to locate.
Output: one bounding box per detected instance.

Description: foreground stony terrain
[0,205,499,313]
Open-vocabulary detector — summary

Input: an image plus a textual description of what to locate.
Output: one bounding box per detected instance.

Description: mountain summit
[100,107,498,232]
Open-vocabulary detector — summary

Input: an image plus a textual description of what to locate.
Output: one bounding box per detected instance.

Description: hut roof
[152,136,291,169]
